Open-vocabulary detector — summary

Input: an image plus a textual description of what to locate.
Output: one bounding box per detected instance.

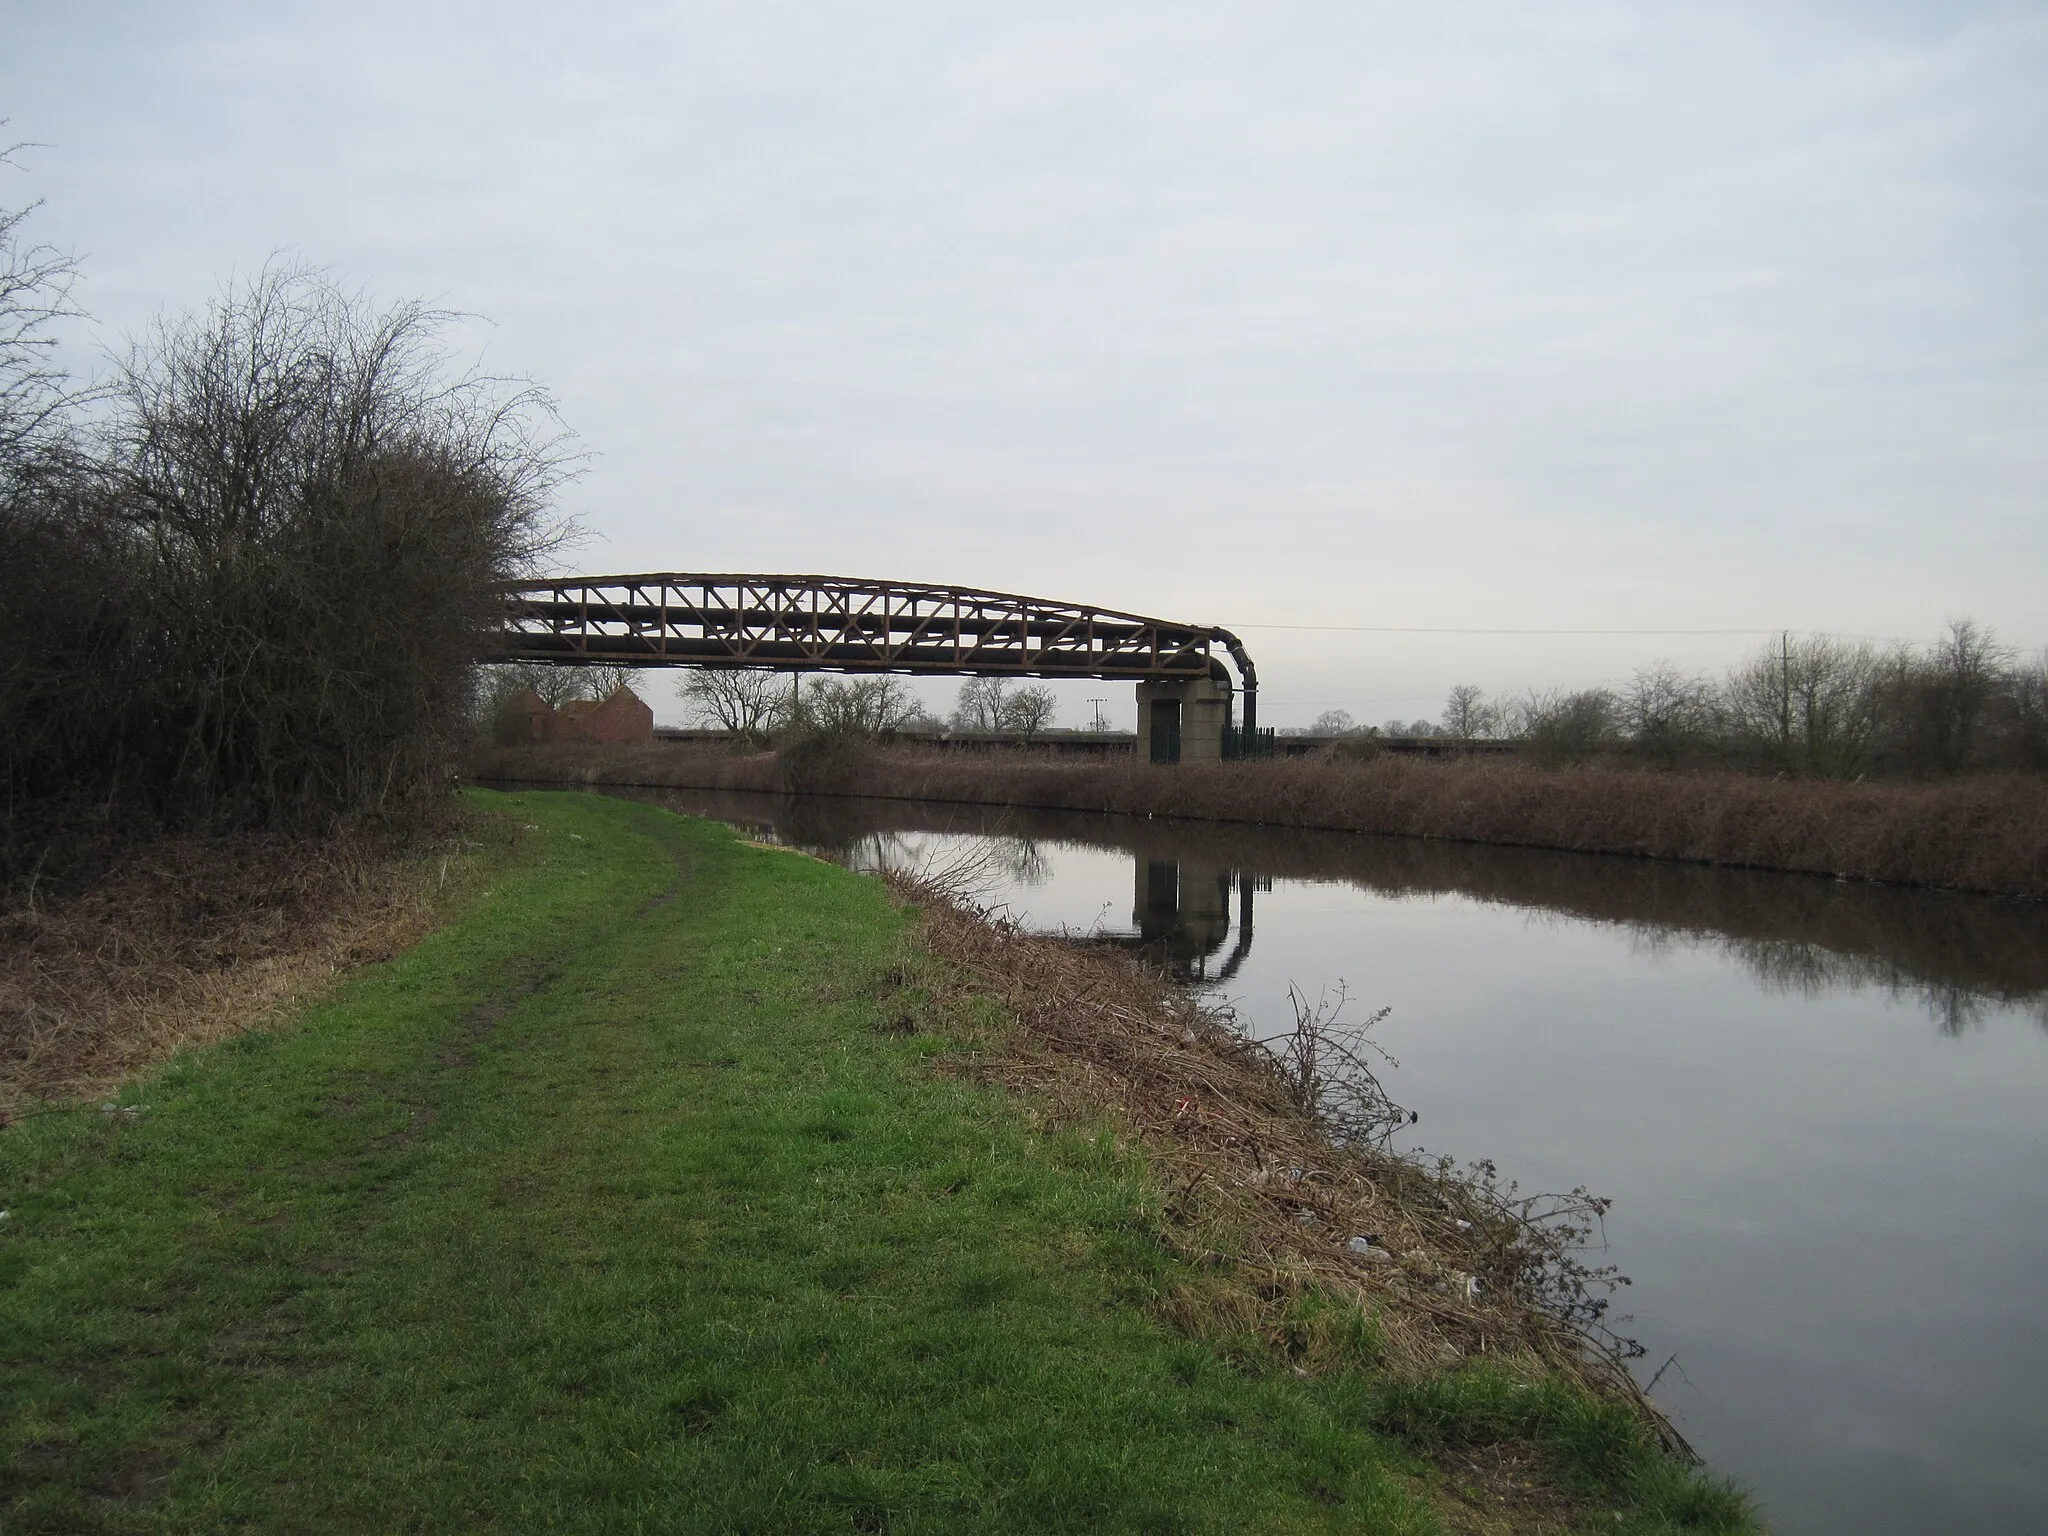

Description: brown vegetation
[891,876,1672,1439]
[468,741,2048,899]
[0,816,485,1120]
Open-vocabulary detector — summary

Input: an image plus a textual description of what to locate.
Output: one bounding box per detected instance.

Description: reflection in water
[843,831,1261,982]
[1639,929,2048,1035]
[575,782,2048,1032]
[496,779,2048,1534]
[1120,861,1260,982]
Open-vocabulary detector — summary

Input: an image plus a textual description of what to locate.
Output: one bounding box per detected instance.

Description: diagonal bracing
[488,573,1257,693]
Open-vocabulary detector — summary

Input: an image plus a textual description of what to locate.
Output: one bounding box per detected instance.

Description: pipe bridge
[489,573,1260,740]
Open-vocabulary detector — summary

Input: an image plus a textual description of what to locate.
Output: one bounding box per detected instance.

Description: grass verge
[1,790,1754,1532]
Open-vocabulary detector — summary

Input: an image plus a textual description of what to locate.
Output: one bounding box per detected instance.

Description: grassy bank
[1,790,1750,1532]
[470,743,2048,900]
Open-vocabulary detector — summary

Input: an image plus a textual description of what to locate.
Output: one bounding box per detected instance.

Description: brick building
[493,685,653,746]
[554,687,655,744]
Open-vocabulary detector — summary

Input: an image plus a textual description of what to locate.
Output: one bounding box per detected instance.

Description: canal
[584,783,2048,1535]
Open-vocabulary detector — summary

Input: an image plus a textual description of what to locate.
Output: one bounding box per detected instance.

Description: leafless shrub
[0,144,127,823]
[1992,650,2048,774]
[1869,619,2016,778]
[1621,662,1721,768]
[1507,688,1618,766]
[770,678,931,792]
[1255,983,1409,1149]
[795,676,922,738]
[3,261,579,833]
[1447,1160,1636,1353]
[1250,981,1635,1356]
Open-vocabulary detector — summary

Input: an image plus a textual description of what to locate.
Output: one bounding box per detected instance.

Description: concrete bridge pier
[1136,677,1233,764]
[1129,857,1257,983]
[1134,859,1234,958]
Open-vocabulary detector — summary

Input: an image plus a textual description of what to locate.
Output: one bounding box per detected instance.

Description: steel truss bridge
[488,573,1260,733]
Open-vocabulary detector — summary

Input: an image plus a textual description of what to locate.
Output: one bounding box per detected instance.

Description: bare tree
[477,663,572,714]
[1310,708,1356,736]
[1622,662,1719,767]
[0,137,93,475]
[676,668,790,742]
[93,261,580,818]
[1877,618,2011,775]
[1725,633,1877,778]
[581,664,636,700]
[1002,684,1058,739]
[1440,685,1490,739]
[952,676,1011,731]
[1509,688,1616,764]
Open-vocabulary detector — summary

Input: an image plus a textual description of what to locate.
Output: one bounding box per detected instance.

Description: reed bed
[888,873,1680,1447]
[471,741,2048,899]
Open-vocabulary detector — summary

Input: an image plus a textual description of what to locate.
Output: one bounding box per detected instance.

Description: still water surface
[586,784,2048,1535]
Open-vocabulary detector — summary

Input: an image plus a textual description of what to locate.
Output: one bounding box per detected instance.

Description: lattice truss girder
[490,574,1239,683]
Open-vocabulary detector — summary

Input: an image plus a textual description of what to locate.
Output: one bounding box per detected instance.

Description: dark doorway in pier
[1145,859,1179,912]
[1149,699,1182,764]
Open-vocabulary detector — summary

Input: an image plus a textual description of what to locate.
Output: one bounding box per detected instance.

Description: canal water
[580,784,2047,1535]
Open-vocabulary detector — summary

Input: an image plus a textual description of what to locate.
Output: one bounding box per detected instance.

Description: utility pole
[1780,630,1792,762]
[1087,698,1109,732]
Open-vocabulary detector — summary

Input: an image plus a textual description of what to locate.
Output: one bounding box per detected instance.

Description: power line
[1233,623,1956,643]
[1237,624,1782,636]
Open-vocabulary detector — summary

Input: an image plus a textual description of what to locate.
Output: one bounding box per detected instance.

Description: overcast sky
[5,1,2043,726]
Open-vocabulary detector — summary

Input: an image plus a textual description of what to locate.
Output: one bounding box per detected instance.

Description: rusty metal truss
[488,573,1259,727]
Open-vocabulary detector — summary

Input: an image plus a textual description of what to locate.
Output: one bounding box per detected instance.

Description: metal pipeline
[1211,627,1259,739]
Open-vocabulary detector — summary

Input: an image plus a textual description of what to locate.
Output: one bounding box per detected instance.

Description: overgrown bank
[2,791,1751,1532]
[0,817,478,1122]
[470,742,2048,901]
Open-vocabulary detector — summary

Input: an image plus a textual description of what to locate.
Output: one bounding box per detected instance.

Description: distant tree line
[672,670,1060,745]
[1298,623,2047,778]
[1,163,576,836]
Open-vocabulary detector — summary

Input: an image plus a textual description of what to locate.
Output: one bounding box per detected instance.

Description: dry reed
[471,742,2048,900]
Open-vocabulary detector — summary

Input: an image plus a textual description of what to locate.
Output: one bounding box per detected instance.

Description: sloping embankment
[467,743,2048,900]
[1,790,1755,1531]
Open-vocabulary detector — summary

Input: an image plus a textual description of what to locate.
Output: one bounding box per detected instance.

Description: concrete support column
[1136,677,1233,763]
